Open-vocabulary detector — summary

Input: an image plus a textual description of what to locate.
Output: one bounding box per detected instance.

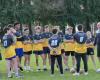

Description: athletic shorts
[65,51,75,56]
[24,51,32,55]
[33,51,43,55]
[43,47,50,54]
[97,45,100,57]
[15,48,24,57]
[87,48,94,55]
[0,53,2,60]
[5,55,16,60]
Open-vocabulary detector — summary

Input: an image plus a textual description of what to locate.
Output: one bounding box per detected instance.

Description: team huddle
[0,22,100,78]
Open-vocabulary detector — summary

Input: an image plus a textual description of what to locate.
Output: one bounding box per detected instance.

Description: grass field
[0,49,100,80]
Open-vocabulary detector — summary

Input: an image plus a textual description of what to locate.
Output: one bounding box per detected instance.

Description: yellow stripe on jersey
[43,39,49,47]
[75,42,87,53]
[4,45,16,58]
[64,42,75,51]
[23,44,32,52]
[15,41,23,48]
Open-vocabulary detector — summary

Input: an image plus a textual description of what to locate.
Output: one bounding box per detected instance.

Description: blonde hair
[86,31,92,38]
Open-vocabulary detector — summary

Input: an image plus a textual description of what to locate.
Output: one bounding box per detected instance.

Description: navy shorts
[24,51,32,55]
[6,56,16,60]
[15,48,24,57]
[65,51,75,56]
[43,47,50,54]
[87,48,94,55]
[33,51,43,55]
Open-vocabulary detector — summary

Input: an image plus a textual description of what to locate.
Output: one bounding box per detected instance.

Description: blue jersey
[33,33,44,40]
[3,34,13,48]
[74,32,87,44]
[49,35,61,48]
[94,31,100,46]
[86,37,94,44]
[15,30,23,41]
[64,34,74,40]
[42,32,52,39]
[23,35,32,41]
[58,32,64,42]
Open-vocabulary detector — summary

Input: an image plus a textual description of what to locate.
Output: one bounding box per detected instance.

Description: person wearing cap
[64,26,76,71]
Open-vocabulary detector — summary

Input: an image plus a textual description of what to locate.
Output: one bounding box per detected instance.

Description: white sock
[27,66,30,70]
[15,72,19,76]
[37,66,40,69]
[24,66,27,70]
[43,65,47,69]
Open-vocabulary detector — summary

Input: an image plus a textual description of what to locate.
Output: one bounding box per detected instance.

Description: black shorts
[24,51,32,55]
[43,47,50,54]
[33,51,43,55]
[87,48,94,55]
[97,45,100,57]
[0,53,2,60]
[65,51,75,56]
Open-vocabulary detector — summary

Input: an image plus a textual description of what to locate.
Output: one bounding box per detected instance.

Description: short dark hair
[14,22,20,27]
[4,27,10,33]
[77,24,83,31]
[52,29,58,34]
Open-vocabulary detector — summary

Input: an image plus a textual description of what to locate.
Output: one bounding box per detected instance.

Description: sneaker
[8,73,12,78]
[50,74,54,77]
[43,68,47,71]
[27,66,33,71]
[73,72,80,76]
[84,72,88,75]
[96,68,100,72]
[24,66,27,71]
[65,67,70,71]
[70,68,76,73]
[19,67,23,71]
[15,74,23,78]
[36,68,41,72]
[60,74,64,76]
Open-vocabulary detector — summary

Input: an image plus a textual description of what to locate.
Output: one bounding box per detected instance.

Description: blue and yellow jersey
[14,31,23,48]
[64,34,75,51]
[74,32,87,53]
[32,33,43,51]
[49,35,62,55]
[58,32,64,49]
[42,32,52,47]
[2,34,16,58]
[86,37,94,48]
[94,30,100,46]
[23,35,33,52]
[58,32,64,42]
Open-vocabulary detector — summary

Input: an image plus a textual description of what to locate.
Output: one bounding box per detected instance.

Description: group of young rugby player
[0,22,100,78]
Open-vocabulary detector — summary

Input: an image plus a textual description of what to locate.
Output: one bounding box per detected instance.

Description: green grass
[0,49,100,80]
